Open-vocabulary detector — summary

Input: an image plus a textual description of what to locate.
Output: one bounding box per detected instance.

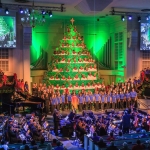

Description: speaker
[23,27,32,47]
[128,31,138,48]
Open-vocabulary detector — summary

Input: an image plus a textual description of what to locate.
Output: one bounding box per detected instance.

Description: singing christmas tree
[43,18,102,93]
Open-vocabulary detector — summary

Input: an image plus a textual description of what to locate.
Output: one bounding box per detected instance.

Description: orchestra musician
[45,93,50,113]
[53,109,60,136]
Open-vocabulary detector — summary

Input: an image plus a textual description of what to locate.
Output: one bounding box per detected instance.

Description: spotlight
[5,8,9,15]
[21,17,25,22]
[49,11,52,17]
[138,16,141,22]
[41,10,46,15]
[61,4,64,12]
[146,16,149,21]
[121,16,125,21]
[128,16,132,20]
[20,8,24,14]
[28,9,31,16]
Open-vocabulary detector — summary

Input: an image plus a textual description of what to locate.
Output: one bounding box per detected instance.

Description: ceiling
[2,0,150,19]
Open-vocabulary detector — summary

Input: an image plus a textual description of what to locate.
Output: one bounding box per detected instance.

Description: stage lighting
[28,9,31,16]
[20,8,24,14]
[21,17,25,22]
[128,16,132,20]
[138,16,141,22]
[5,8,9,15]
[146,16,149,21]
[41,10,46,15]
[49,11,52,17]
[121,16,125,21]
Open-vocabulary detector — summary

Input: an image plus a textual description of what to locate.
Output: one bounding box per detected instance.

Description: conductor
[122,111,131,134]
[53,109,60,136]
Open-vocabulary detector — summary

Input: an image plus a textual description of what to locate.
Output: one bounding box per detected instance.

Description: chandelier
[0,0,65,28]
[20,9,47,28]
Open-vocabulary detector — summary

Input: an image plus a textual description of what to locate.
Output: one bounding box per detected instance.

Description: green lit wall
[31,18,110,65]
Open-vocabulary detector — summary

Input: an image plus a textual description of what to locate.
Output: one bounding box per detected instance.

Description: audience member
[39,138,47,148]
[54,141,64,150]
[120,142,130,150]
[20,140,26,149]
[0,141,8,150]
[29,140,38,149]
[132,140,145,150]
[107,132,115,141]
[47,143,52,150]
[24,145,30,150]
[52,139,57,147]
[92,132,99,143]
[97,137,106,148]
[116,131,125,139]
[106,141,118,150]
[140,129,148,138]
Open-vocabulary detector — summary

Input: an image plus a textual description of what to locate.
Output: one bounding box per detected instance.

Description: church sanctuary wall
[31,17,111,84]
[31,18,110,64]
[0,12,30,86]
[126,20,144,79]
[99,16,127,84]
[99,70,124,85]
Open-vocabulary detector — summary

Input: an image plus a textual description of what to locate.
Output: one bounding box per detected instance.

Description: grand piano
[12,92,45,114]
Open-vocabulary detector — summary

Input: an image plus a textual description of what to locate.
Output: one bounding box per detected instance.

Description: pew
[84,134,89,150]
[89,138,94,150]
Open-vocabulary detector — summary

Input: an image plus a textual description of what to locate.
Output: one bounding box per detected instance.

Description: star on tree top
[70,18,75,25]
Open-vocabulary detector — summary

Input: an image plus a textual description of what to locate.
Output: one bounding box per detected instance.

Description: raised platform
[138,98,150,114]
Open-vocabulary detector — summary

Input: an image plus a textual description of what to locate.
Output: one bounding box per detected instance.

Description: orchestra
[2,113,52,143]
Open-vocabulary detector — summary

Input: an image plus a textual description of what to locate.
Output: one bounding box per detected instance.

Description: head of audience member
[56,141,62,147]
[31,140,36,146]
[33,147,38,150]
[123,142,128,148]
[1,140,5,145]
[93,132,97,137]
[25,145,30,150]
[22,140,26,145]
[47,143,52,150]
[137,140,141,145]
[110,132,114,137]
[107,132,115,141]
[110,141,114,146]
[40,138,45,144]
[99,137,103,141]
[119,131,123,137]
[52,139,57,147]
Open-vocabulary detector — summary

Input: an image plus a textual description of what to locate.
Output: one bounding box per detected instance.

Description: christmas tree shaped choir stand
[43,18,102,93]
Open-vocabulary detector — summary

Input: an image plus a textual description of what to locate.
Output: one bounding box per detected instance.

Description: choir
[32,80,138,113]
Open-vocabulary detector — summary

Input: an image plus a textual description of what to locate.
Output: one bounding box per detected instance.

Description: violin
[133,117,139,128]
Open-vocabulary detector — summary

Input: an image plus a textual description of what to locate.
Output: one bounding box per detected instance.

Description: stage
[138,98,150,114]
